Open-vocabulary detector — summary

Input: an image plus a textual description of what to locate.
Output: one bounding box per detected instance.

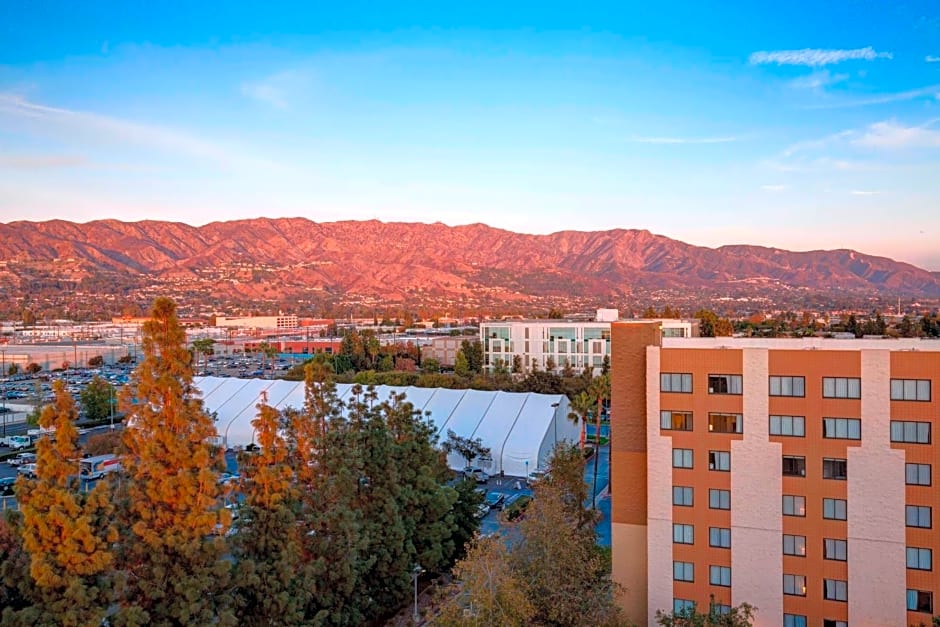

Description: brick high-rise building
[610,322,939,627]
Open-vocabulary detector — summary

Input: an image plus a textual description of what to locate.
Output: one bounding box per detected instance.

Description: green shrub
[503,495,532,522]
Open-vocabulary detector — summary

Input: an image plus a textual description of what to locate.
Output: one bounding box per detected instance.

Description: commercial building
[421,337,465,368]
[194,377,576,477]
[480,311,697,376]
[215,315,299,331]
[610,323,940,626]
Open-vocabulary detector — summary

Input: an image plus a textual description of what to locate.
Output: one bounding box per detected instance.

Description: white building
[215,315,299,331]
[480,310,698,375]
[194,377,576,477]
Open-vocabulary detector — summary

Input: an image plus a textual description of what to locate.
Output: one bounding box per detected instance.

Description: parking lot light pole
[109,385,114,430]
[412,563,424,624]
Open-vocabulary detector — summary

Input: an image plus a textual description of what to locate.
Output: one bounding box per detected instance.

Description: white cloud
[629,135,738,144]
[240,70,309,109]
[850,189,880,195]
[0,154,88,169]
[0,92,268,169]
[790,70,849,90]
[761,184,787,192]
[749,46,892,67]
[853,119,940,149]
[782,129,855,157]
[804,84,940,109]
[926,55,940,63]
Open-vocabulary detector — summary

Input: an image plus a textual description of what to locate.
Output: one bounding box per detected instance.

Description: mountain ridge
[1,217,938,300]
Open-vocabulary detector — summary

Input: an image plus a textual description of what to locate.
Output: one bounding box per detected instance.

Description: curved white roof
[194,377,575,477]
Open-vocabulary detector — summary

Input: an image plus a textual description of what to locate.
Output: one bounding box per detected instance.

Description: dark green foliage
[655,597,756,626]
[79,375,114,422]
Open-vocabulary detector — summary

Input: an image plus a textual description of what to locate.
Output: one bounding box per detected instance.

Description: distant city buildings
[480,310,698,375]
[609,323,940,626]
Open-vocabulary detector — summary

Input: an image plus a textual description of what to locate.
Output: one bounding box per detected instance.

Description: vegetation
[79,375,115,422]
[113,296,233,625]
[655,598,756,626]
[13,380,117,626]
[443,430,491,468]
[434,444,621,626]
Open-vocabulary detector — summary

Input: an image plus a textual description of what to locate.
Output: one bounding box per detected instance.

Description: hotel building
[481,311,697,376]
[610,322,939,626]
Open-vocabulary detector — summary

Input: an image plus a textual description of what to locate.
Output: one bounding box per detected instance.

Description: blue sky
[1,1,939,268]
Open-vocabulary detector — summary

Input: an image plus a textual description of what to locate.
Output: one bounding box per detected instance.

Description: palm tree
[567,390,593,451]
[587,374,611,510]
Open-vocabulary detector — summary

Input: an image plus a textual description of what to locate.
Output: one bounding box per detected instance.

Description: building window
[891,379,931,401]
[672,448,693,469]
[709,489,731,510]
[824,538,847,561]
[661,373,693,393]
[906,463,931,486]
[709,451,731,471]
[823,579,847,602]
[782,455,806,477]
[673,561,694,582]
[711,603,731,615]
[822,377,861,399]
[783,574,807,596]
[709,565,731,587]
[769,415,805,437]
[770,376,805,397]
[823,458,847,480]
[907,547,932,570]
[908,589,934,613]
[823,621,847,627]
[708,374,742,395]
[823,498,847,520]
[907,505,932,528]
[890,421,931,444]
[822,418,861,440]
[708,413,742,434]
[783,495,806,517]
[783,534,806,556]
[673,599,695,614]
[784,615,807,627]
[709,527,731,549]
[673,524,694,545]
[673,486,694,507]
[661,411,693,431]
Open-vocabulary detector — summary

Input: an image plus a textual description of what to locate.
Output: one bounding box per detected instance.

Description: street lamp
[411,563,424,624]
[550,401,560,445]
[109,384,115,430]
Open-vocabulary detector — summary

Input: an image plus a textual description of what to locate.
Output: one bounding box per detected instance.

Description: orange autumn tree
[15,379,117,626]
[113,297,233,626]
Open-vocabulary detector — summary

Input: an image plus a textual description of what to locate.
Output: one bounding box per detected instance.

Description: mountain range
[2,218,939,303]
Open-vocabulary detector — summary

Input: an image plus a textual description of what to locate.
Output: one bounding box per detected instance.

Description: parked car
[484,491,506,510]
[8,452,36,466]
[0,476,15,496]
[17,463,37,478]
[463,467,490,484]
[526,469,548,486]
[474,503,491,519]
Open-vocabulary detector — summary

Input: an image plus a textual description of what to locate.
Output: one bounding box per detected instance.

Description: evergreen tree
[454,351,470,377]
[231,403,307,626]
[0,512,34,621]
[79,375,114,422]
[112,297,233,626]
[15,379,116,626]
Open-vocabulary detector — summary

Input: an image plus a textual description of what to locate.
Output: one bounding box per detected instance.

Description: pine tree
[15,379,116,626]
[0,512,34,620]
[112,297,233,626]
[231,403,307,626]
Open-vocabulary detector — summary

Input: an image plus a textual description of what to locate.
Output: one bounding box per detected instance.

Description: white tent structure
[194,377,576,477]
